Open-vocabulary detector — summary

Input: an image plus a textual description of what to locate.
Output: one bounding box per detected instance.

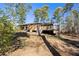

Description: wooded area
[0,3,79,56]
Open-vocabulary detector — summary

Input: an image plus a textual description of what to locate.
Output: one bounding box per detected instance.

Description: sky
[26,3,65,24]
[0,3,78,24]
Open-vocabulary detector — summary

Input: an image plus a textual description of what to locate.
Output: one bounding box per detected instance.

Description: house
[19,23,53,33]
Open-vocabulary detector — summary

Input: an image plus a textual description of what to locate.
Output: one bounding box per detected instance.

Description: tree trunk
[37,24,41,36]
[57,24,60,37]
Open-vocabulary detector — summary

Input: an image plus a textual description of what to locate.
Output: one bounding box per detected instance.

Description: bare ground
[45,34,79,56]
[7,33,79,56]
[7,35,52,56]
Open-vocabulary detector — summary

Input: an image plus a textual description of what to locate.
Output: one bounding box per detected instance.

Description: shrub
[0,19,14,55]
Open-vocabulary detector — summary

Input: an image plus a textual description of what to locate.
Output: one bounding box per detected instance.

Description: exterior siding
[19,23,53,32]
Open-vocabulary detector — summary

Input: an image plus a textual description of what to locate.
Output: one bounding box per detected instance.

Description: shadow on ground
[41,35,61,56]
[11,32,30,52]
[14,32,30,38]
[72,52,79,56]
[59,36,79,56]
[59,37,79,48]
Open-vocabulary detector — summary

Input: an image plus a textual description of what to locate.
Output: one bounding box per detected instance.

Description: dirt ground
[7,33,79,56]
[45,34,79,56]
[7,35,52,56]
